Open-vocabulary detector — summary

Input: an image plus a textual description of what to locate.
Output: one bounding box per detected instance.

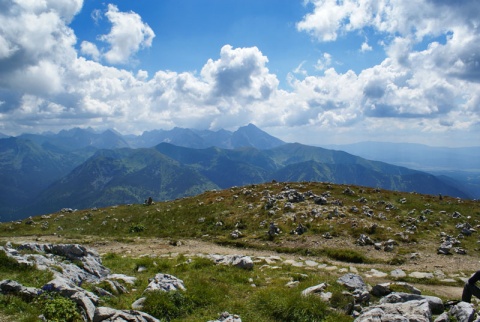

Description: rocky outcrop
[0,279,40,301]
[355,299,432,322]
[379,292,444,315]
[3,242,110,284]
[1,243,157,322]
[449,302,475,322]
[93,307,159,322]
[337,273,368,292]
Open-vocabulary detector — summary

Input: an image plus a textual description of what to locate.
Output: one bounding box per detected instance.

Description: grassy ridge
[1,181,479,321]
[3,181,478,253]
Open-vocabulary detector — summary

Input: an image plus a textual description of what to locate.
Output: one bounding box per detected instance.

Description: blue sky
[0,0,479,147]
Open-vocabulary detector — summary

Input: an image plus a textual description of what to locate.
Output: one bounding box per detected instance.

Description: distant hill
[22,142,467,219]
[0,128,474,221]
[323,141,480,198]
[0,138,88,220]
[26,148,217,216]
[323,141,480,172]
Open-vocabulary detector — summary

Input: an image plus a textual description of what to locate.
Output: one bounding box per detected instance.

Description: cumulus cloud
[201,45,279,101]
[360,41,372,52]
[291,0,480,140]
[0,0,478,147]
[99,4,155,64]
[80,41,100,61]
[314,53,332,71]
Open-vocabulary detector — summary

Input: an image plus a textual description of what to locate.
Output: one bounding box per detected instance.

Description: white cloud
[201,45,279,102]
[0,0,478,147]
[290,0,480,143]
[99,4,155,64]
[315,53,332,71]
[360,41,372,52]
[80,41,100,61]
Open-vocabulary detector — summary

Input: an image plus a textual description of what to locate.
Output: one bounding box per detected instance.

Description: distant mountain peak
[232,124,285,149]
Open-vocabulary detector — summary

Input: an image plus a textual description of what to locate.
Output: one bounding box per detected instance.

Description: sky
[0,0,479,147]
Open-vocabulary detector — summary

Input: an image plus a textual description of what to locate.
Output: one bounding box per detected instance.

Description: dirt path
[3,235,479,273]
[1,235,471,300]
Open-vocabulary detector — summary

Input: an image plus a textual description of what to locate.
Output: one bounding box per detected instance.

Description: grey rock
[5,243,110,284]
[71,292,96,322]
[107,274,137,285]
[301,283,327,296]
[434,312,450,322]
[0,280,23,293]
[42,277,99,305]
[93,286,114,297]
[355,300,431,322]
[207,255,254,270]
[337,273,368,292]
[371,283,391,297]
[394,282,421,295]
[131,297,146,310]
[144,273,186,293]
[379,292,444,314]
[450,301,475,322]
[438,241,453,255]
[357,234,374,246]
[208,311,242,322]
[353,289,371,305]
[0,279,40,300]
[93,306,159,322]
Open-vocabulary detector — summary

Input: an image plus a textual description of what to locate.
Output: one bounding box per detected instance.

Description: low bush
[35,292,82,322]
[143,291,196,320]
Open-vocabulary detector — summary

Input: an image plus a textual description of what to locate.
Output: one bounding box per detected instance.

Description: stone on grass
[144,273,186,293]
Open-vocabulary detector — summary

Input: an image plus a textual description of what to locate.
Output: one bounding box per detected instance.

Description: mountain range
[323,142,480,199]
[0,124,475,221]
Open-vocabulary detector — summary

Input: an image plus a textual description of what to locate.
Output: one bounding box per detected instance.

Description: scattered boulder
[93,306,159,322]
[301,283,328,297]
[337,273,368,292]
[370,283,391,297]
[144,273,186,293]
[449,301,475,322]
[355,299,431,322]
[356,234,374,246]
[207,254,254,270]
[208,311,242,322]
[230,229,243,239]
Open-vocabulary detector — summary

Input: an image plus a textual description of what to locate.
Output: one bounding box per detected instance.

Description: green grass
[1,181,479,321]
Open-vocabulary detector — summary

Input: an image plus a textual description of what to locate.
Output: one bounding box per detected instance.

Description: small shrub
[129,224,146,233]
[143,291,195,320]
[36,292,82,322]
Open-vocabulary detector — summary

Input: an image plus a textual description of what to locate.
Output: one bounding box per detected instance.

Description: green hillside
[1,181,479,321]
